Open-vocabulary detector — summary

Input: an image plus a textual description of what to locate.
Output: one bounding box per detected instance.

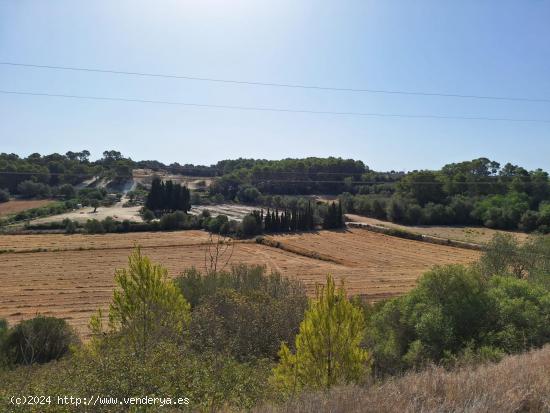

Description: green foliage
[107,247,191,354]
[17,180,51,198]
[397,171,445,206]
[159,210,187,230]
[210,157,368,198]
[241,213,263,236]
[237,184,262,203]
[145,177,190,214]
[0,188,9,203]
[480,233,550,282]
[272,275,370,394]
[2,316,79,365]
[0,342,271,412]
[85,219,105,234]
[322,202,344,229]
[178,265,308,361]
[472,192,530,229]
[365,264,550,376]
[141,208,155,222]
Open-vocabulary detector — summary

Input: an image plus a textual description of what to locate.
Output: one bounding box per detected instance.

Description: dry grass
[0,199,53,217]
[0,229,478,337]
[257,345,550,413]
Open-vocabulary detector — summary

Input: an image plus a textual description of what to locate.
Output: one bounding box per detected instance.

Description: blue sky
[1,0,549,171]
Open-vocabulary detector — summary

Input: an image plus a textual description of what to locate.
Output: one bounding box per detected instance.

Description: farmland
[346,214,531,245]
[0,199,54,217]
[0,228,479,337]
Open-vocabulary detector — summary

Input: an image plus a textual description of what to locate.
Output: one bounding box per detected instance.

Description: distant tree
[237,185,261,203]
[241,213,262,236]
[58,184,76,199]
[272,275,370,394]
[145,178,190,215]
[90,199,100,213]
[17,180,51,199]
[397,171,445,206]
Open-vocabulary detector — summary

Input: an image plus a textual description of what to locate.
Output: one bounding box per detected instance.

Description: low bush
[0,189,9,203]
[2,316,79,365]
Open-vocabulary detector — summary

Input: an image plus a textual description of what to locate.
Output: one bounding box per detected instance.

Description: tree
[107,248,191,356]
[146,177,163,212]
[17,180,51,199]
[272,275,370,394]
[90,199,100,213]
[58,184,76,199]
[241,213,262,236]
[397,171,445,206]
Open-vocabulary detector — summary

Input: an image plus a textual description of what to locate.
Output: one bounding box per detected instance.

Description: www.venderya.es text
[10,395,190,407]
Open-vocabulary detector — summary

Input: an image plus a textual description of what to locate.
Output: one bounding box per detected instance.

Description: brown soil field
[346,214,531,245]
[0,228,479,337]
[0,199,54,217]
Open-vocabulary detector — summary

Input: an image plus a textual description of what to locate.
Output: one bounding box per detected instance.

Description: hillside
[258,345,550,413]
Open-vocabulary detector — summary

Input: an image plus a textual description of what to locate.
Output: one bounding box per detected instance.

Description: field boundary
[0,239,255,255]
[256,236,347,265]
[346,222,485,251]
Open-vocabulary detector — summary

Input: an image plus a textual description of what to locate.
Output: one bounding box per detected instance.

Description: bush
[58,184,76,199]
[365,264,550,376]
[176,265,308,360]
[17,180,51,199]
[63,218,78,234]
[237,185,262,203]
[141,208,155,222]
[0,189,9,203]
[159,211,187,230]
[85,219,105,234]
[2,316,79,365]
[242,213,262,236]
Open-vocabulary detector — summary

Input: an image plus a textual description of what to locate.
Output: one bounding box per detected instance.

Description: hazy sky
[1,0,549,171]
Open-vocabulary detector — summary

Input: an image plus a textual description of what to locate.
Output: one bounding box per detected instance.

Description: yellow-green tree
[272,275,370,395]
[107,247,190,356]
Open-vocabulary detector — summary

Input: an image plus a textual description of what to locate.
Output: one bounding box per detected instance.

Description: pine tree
[108,247,191,356]
[271,275,370,394]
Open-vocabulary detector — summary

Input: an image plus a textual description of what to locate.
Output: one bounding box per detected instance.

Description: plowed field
[0,228,479,337]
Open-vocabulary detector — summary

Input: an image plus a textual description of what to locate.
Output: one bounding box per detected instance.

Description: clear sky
[1,0,549,171]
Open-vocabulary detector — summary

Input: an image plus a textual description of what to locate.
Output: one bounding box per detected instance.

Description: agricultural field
[0,228,479,337]
[0,199,54,217]
[189,203,257,221]
[346,214,531,245]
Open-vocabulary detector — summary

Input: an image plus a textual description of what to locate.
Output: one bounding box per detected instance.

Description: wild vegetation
[0,233,548,411]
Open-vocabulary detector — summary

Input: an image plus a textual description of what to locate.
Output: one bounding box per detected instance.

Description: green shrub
[3,316,79,365]
[0,189,9,203]
[159,211,187,230]
[365,264,550,376]
[242,213,262,236]
[176,265,308,360]
[85,219,105,234]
